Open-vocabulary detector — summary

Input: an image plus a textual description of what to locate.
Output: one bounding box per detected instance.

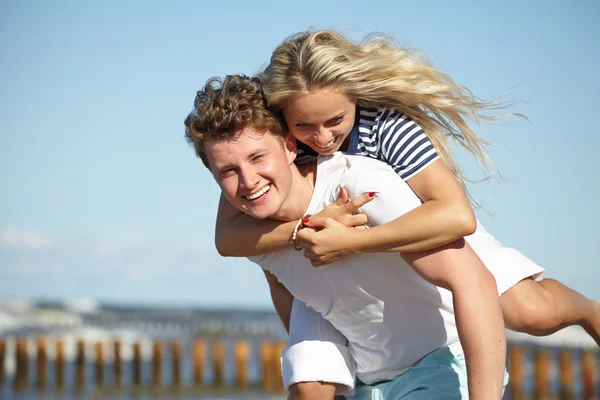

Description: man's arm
[343,167,506,399]
[262,271,355,399]
[402,240,506,400]
[263,270,294,332]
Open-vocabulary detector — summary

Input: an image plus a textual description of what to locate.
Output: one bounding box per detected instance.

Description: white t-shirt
[250,153,544,391]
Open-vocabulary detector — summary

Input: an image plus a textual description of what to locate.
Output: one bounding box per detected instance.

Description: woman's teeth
[316,138,336,149]
[246,185,271,200]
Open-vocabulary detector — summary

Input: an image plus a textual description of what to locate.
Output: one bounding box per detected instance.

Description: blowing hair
[259,29,517,205]
[184,75,286,168]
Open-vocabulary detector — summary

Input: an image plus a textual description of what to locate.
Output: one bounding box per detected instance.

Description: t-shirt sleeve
[282,299,356,395]
[377,110,439,180]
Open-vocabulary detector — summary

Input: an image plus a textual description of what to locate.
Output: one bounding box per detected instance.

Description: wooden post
[36,337,47,389]
[152,341,162,387]
[171,340,182,387]
[559,350,574,399]
[274,341,287,392]
[508,346,524,400]
[260,340,273,391]
[113,341,122,387]
[75,340,85,388]
[534,348,550,400]
[234,340,251,389]
[212,339,225,386]
[95,342,104,386]
[192,339,205,386]
[582,350,595,400]
[56,340,65,389]
[15,338,28,390]
[0,340,5,388]
[132,342,141,387]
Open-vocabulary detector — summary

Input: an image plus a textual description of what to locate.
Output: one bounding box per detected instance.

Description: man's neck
[271,161,317,222]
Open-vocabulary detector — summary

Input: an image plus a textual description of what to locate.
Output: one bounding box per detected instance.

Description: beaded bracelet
[291,214,311,251]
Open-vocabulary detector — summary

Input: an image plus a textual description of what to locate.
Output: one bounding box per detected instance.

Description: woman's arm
[298,160,476,265]
[353,159,476,251]
[215,191,372,257]
[215,194,298,257]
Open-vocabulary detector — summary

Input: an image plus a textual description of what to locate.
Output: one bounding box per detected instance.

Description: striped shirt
[295,106,439,181]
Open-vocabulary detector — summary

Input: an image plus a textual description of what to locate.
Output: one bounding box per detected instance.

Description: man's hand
[297,188,374,267]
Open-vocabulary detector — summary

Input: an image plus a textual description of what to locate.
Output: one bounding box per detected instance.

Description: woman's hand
[297,188,374,267]
[304,188,374,229]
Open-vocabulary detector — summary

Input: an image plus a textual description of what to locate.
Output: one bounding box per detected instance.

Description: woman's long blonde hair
[259,29,517,205]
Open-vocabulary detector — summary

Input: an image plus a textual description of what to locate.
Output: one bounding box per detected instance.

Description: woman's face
[282,87,356,155]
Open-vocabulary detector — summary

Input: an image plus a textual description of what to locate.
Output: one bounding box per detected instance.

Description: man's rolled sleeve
[282,299,356,395]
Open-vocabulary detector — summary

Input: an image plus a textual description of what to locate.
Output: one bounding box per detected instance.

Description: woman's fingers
[342,191,376,214]
[347,213,368,227]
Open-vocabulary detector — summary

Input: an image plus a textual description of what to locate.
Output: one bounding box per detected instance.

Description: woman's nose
[313,126,333,146]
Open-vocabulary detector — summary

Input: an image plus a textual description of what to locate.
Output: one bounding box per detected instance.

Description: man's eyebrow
[216,149,267,172]
[248,149,268,158]
[216,163,236,173]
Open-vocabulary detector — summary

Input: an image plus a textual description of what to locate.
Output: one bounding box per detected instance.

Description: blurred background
[1,0,599,398]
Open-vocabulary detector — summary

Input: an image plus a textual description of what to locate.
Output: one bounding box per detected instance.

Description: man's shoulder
[318,152,397,175]
[317,153,403,195]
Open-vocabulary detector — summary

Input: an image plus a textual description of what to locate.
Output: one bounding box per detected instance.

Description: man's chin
[242,207,274,220]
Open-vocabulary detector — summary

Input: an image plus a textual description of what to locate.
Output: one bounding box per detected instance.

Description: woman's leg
[500,278,600,345]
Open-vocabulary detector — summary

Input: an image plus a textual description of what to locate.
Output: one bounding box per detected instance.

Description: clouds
[0,226,53,250]
[0,225,272,308]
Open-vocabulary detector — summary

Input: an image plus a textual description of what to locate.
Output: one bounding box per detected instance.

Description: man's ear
[284,134,297,164]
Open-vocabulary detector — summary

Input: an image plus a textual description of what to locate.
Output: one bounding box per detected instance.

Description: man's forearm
[401,240,506,399]
[453,276,506,399]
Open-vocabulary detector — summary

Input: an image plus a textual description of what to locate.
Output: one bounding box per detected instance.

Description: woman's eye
[296,124,310,129]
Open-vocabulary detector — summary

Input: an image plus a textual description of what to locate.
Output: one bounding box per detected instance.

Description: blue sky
[1,0,598,308]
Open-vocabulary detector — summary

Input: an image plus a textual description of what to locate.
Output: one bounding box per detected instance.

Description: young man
[185,75,511,399]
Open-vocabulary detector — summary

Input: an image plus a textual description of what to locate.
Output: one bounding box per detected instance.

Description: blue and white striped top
[295,106,439,181]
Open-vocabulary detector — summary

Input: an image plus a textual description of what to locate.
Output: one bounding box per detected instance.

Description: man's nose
[239,167,259,189]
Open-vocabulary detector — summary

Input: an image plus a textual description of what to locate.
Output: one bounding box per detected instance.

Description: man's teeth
[246,185,271,200]
[316,139,335,149]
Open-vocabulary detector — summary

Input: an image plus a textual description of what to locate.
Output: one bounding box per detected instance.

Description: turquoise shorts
[349,346,509,399]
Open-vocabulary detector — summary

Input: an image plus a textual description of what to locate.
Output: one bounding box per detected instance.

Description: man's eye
[221,169,235,177]
[253,155,264,161]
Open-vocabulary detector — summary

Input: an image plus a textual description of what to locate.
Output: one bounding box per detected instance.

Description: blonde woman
[215,30,600,346]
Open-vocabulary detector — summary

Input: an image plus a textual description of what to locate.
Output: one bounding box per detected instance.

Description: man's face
[204,128,296,220]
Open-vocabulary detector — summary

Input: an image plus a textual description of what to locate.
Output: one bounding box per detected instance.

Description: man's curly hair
[184,75,287,169]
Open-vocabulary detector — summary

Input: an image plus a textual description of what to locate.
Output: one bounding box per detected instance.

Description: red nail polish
[368,192,375,197]
[302,218,310,224]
